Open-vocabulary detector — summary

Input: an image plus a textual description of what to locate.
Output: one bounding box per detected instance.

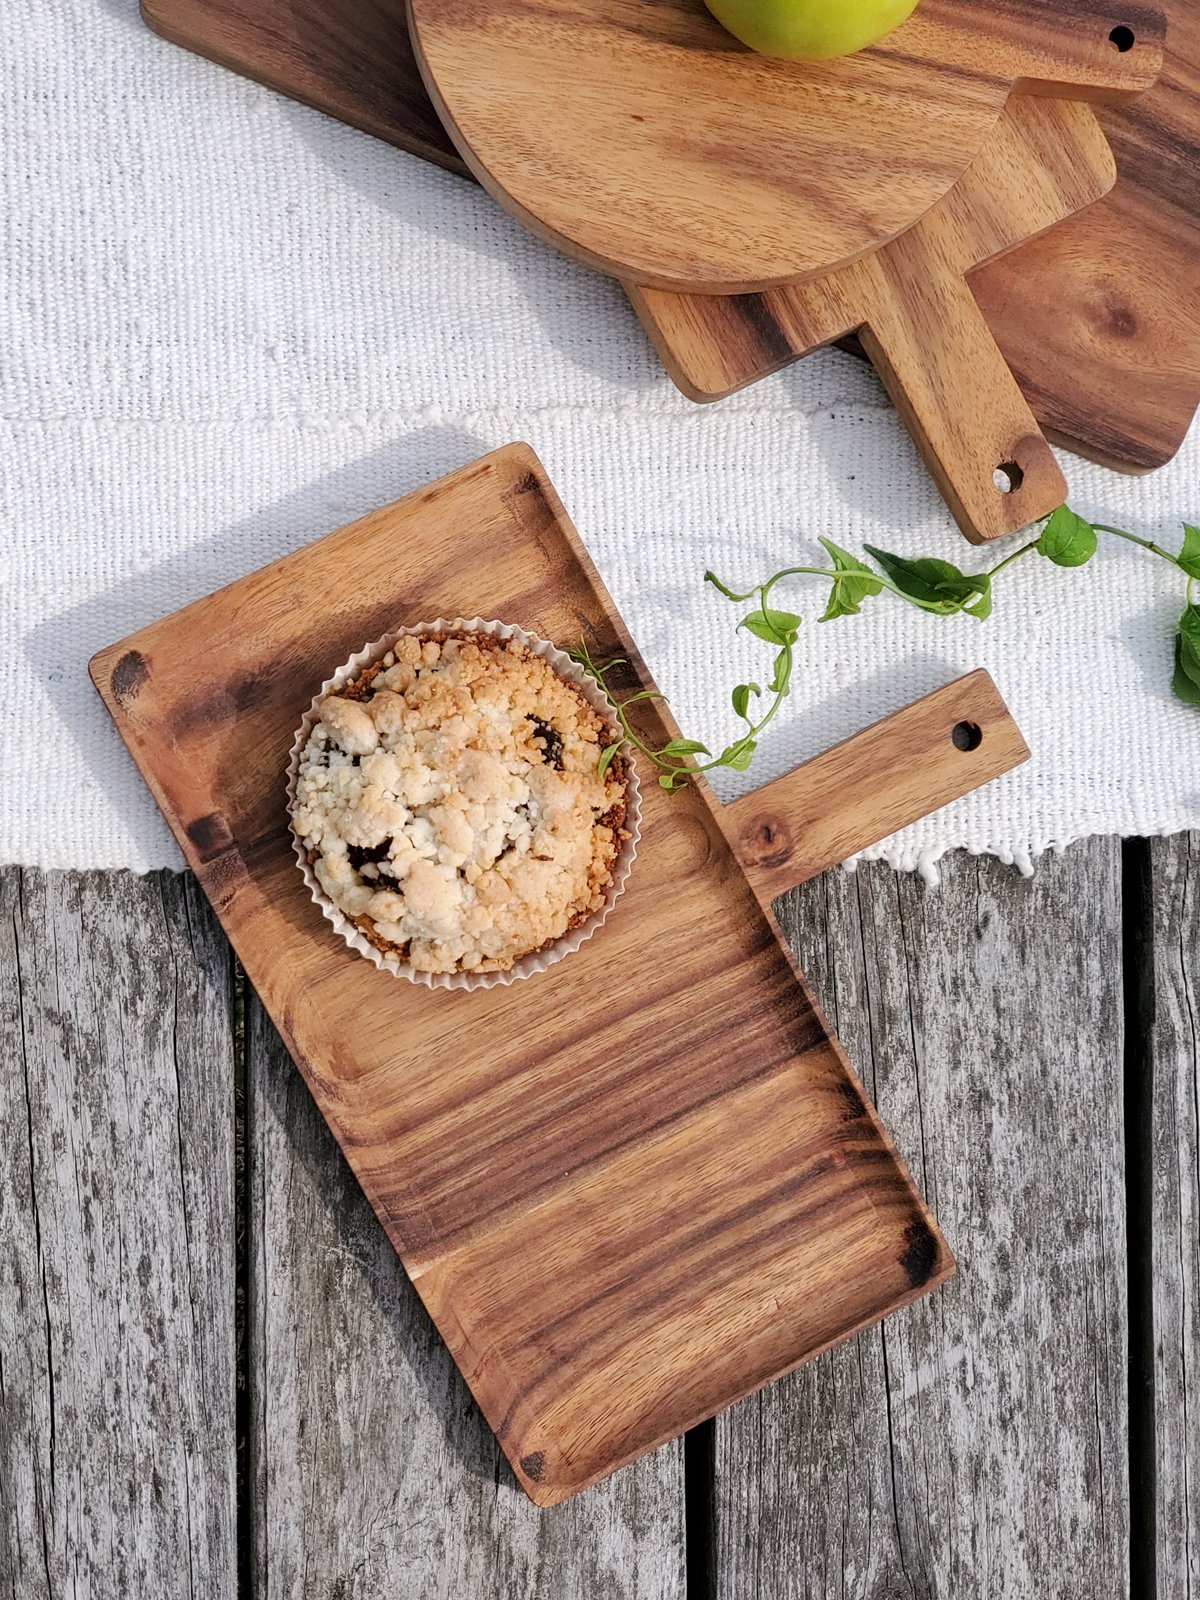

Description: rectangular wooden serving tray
[90,444,1028,1504]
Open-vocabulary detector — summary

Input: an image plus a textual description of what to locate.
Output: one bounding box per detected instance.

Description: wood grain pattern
[632,9,1200,472]
[0,870,237,1596]
[139,0,1198,472]
[727,843,1129,1597]
[631,96,1114,541]
[973,10,1200,471]
[1148,834,1200,1600]
[248,988,686,1594]
[406,0,1158,293]
[140,0,464,173]
[6,846,1150,1583]
[728,670,1028,900]
[85,443,1029,1506]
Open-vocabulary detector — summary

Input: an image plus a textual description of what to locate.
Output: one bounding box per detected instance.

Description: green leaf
[1175,606,1200,698]
[740,607,801,645]
[818,537,883,620]
[769,649,793,696]
[659,772,687,791]
[596,741,623,779]
[1177,526,1200,581]
[718,737,758,772]
[860,545,978,611]
[1173,634,1200,706]
[964,576,993,620]
[821,587,857,622]
[659,737,710,757]
[731,682,760,719]
[740,614,784,644]
[1037,506,1098,567]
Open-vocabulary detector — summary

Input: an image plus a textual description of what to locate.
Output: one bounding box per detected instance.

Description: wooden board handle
[724,670,1029,901]
[923,0,1164,101]
[860,230,1069,543]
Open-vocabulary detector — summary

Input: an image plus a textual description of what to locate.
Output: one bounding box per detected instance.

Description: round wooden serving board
[406,0,1162,292]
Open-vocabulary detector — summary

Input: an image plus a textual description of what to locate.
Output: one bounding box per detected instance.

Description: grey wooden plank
[247,991,685,1600]
[1150,832,1199,1600]
[0,869,237,1598]
[713,841,1128,1600]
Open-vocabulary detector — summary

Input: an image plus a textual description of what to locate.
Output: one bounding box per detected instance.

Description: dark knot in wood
[742,815,794,872]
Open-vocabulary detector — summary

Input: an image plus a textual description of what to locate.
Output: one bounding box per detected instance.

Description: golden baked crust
[291,632,629,974]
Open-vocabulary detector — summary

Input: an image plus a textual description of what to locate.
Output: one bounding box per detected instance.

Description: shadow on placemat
[27,425,487,861]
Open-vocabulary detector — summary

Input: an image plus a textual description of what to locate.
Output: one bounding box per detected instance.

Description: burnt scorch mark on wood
[519,1451,546,1481]
[230,674,261,712]
[899,1217,940,1287]
[166,674,264,739]
[737,293,806,369]
[186,812,236,862]
[514,470,541,495]
[111,650,149,706]
[835,1077,869,1124]
[1095,296,1141,341]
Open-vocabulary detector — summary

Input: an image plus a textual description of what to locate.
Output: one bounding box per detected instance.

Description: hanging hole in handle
[952,721,983,753]
[993,461,1024,494]
[1109,24,1135,50]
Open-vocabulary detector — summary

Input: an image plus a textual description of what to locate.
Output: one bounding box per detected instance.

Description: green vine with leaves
[570,506,1200,792]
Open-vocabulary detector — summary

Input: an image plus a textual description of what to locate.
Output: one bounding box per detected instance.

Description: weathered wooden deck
[1,838,1196,1597]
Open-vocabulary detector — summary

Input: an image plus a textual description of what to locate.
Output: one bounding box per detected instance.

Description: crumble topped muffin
[289,631,631,975]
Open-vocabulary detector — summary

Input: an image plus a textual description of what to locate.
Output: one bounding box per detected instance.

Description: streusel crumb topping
[290,633,629,974]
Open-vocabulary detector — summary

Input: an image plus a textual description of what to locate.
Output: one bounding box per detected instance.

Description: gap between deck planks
[0,839,1196,1597]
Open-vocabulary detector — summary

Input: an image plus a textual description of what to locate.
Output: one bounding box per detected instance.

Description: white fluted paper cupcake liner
[285,618,641,991]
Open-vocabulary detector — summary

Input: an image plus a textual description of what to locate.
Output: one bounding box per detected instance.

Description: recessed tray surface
[90,443,952,1505]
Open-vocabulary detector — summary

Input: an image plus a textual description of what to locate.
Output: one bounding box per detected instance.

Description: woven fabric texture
[4,0,1200,875]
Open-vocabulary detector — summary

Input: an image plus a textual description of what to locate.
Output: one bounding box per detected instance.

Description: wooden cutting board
[138,0,1200,472]
[90,443,1029,1505]
[405,0,1160,292]
[629,96,1113,542]
[632,23,1200,475]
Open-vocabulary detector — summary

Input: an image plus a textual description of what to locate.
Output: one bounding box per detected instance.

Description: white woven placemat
[4,0,1199,876]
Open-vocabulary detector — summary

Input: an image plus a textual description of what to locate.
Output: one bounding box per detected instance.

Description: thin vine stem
[573,505,1199,791]
[1092,523,1183,569]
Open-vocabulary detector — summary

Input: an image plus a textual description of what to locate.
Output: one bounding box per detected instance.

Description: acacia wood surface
[139,0,1200,472]
[80,444,1041,1503]
[631,96,1114,541]
[406,0,1158,293]
[633,9,1200,472]
[0,870,237,1597]
[727,669,1029,900]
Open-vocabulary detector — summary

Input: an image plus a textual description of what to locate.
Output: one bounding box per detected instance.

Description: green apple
[704,0,921,59]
